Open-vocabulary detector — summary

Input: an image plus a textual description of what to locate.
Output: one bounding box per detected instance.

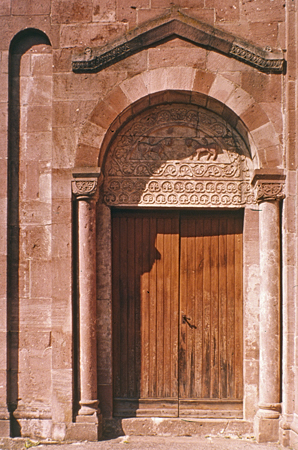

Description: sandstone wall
[0,0,296,446]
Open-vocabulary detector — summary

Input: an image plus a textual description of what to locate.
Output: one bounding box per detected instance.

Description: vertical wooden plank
[134,214,143,399]
[163,217,172,397]
[210,216,219,398]
[149,215,157,398]
[226,215,236,398]
[194,215,204,399]
[112,214,121,398]
[127,217,135,397]
[234,213,243,399]
[186,216,197,399]
[202,216,211,398]
[219,216,228,399]
[171,216,179,400]
[119,215,128,397]
[156,218,165,398]
[179,215,188,399]
[141,214,150,399]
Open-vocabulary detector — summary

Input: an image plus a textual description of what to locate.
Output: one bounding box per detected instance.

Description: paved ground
[0,436,287,450]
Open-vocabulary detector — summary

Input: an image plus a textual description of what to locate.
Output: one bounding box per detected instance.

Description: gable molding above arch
[72,9,285,74]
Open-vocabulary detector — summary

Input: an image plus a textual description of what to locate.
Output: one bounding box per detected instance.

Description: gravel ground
[0,436,286,450]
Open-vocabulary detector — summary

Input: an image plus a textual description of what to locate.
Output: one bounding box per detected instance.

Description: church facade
[0,0,297,446]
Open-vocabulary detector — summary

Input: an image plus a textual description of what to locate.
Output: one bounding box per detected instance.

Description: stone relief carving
[254,181,285,202]
[230,44,284,72]
[72,179,99,199]
[103,104,255,208]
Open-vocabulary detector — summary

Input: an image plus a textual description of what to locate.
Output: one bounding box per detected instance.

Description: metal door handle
[182,314,197,329]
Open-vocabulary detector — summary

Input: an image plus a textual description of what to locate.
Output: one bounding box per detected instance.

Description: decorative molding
[252,169,286,202]
[105,179,255,207]
[254,181,285,202]
[103,103,255,208]
[72,11,285,74]
[72,169,103,200]
[13,406,52,420]
[230,43,284,72]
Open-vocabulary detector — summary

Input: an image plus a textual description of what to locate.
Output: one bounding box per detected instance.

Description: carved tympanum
[103,104,255,208]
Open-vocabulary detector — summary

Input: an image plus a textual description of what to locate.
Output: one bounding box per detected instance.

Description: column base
[65,412,102,441]
[254,406,281,443]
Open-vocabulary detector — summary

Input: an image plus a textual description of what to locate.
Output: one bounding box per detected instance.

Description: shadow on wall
[7,28,51,437]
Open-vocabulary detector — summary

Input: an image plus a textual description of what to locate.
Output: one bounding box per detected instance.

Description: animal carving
[185,137,220,161]
[133,138,173,160]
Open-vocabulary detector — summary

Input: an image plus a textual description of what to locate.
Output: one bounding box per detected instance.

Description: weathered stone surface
[0,0,295,445]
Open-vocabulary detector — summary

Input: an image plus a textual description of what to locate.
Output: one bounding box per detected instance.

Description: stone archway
[71,88,285,441]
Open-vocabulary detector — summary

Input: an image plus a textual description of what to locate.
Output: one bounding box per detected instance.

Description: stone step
[103,418,254,440]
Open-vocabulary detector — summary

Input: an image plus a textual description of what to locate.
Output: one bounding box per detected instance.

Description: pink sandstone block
[79,121,106,149]
[208,74,236,104]
[51,0,92,24]
[120,74,149,103]
[226,86,254,117]
[60,22,127,48]
[165,66,196,91]
[251,122,281,150]
[142,68,168,94]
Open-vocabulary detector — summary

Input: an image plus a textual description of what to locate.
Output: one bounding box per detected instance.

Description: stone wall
[0,0,297,447]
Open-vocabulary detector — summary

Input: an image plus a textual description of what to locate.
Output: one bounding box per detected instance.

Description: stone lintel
[252,169,285,202]
[72,10,285,74]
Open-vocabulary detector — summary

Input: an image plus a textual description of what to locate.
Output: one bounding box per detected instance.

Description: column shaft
[255,200,281,442]
[78,199,98,415]
[71,173,102,441]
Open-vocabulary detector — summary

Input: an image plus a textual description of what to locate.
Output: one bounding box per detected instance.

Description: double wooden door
[112,210,243,418]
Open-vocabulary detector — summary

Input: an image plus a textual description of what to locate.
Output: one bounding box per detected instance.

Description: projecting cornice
[72,10,285,74]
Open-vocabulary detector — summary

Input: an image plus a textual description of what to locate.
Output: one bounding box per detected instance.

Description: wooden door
[112,210,243,418]
[112,211,179,417]
[178,212,243,418]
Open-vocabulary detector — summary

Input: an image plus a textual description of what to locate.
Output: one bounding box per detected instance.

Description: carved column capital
[252,169,285,202]
[72,169,103,201]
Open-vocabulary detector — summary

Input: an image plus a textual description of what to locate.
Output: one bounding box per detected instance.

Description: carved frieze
[230,44,284,72]
[103,104,255,208]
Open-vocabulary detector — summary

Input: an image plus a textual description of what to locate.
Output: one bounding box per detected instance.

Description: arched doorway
[101,98,254,419]
[72,89,284,439]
